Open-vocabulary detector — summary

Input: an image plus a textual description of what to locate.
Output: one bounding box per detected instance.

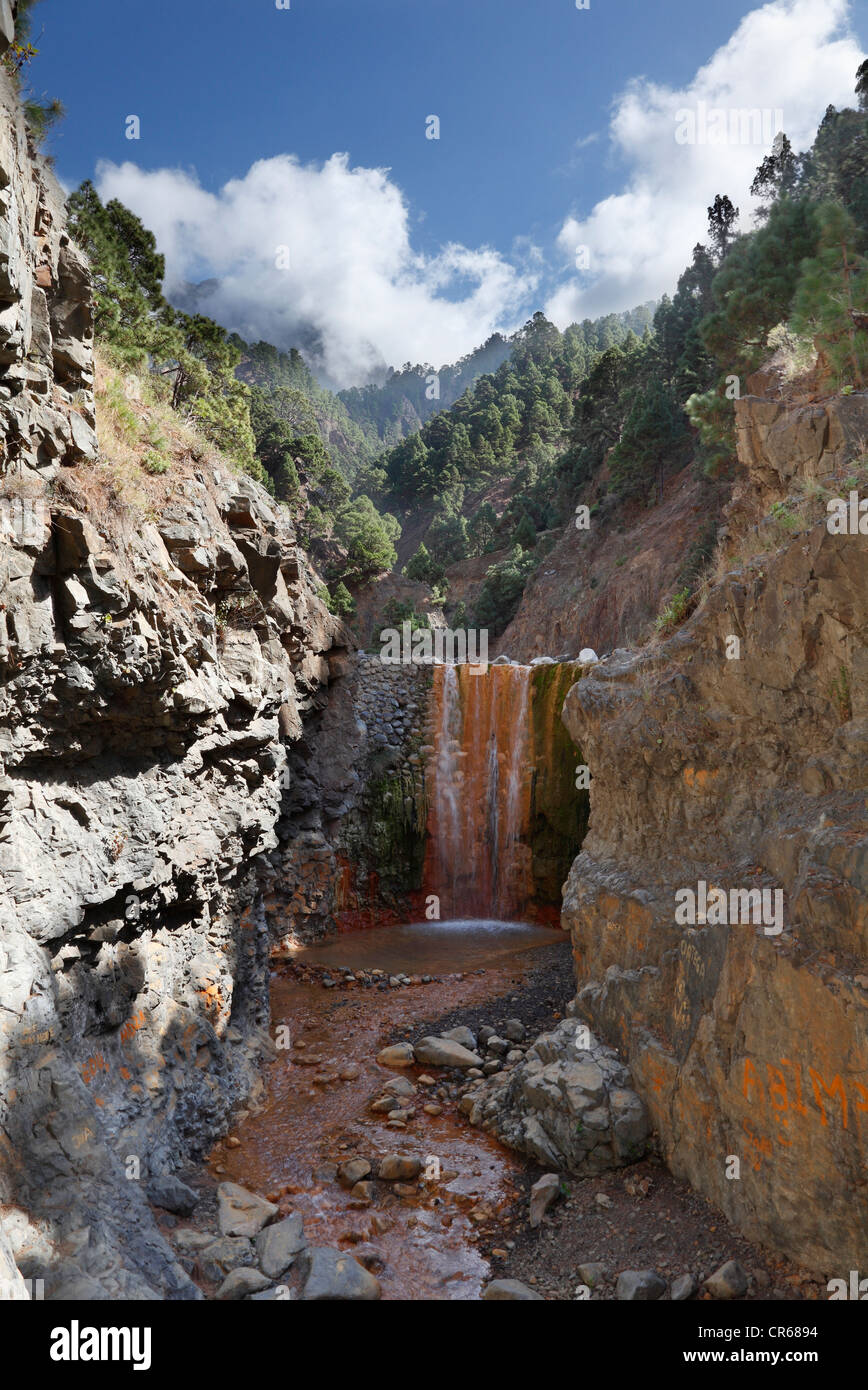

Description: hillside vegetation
[63,65,868,641]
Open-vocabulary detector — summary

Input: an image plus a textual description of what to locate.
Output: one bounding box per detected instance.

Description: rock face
[0,64,346,1299]
[265,650,433,939]
[560,389,868,1275]
[461,1016,649,1173]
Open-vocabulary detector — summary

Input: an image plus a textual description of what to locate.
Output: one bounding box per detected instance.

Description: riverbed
[203,919,568,1299]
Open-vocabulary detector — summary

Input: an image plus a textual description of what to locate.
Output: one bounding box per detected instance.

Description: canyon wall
[561,384,868,1275]
[0,63,353,1298]
[265,650,432,939]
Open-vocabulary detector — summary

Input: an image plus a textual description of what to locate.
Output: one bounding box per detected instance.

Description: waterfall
[423,660,589,922]
[425,664,536,920]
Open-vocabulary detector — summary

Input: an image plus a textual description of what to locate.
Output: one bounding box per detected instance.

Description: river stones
[216,1182,278,1238]
[440,1025,478,1051]
[299,1246,382,1301]
[147,1173,198,1216]
[216,1267,272,1300]
[199,1236,256,1283]
[338,1158,372,1187]
[529,1172,561,1227]
[383,1076,416,1097]
[376,1043,415,1067]
[413,1036,482,1068]
[704,1260,748,1299]
[616,1270,666,1301]
[378,1154,423,1180]
[481,1278,544,1301]
[671,1273,697,1301]
[255,1214,307,1279]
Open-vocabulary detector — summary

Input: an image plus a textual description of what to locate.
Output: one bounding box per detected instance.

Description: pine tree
[791,202,868,388]
[511,511,537,550]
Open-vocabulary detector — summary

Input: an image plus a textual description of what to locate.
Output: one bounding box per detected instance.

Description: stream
[205,919,567,1299]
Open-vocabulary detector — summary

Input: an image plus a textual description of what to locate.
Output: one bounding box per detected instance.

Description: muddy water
[209,920,566,1300]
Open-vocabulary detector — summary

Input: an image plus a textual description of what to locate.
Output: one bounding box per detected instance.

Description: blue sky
[29,0,868,385]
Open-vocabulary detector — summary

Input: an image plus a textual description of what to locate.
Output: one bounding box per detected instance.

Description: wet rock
[704,1260,748,1300]
[299,1246,381,1301]
[351,1181,376,1203]
[481,1278,544,1301]
[338,1158,372,1187]
[351,1243,386,1273]
[255,1214,307,1279]
[216,1182,278,1238]
[529,1172,561,1227]
[378,1155,423,1181]
[616,1270,666,1301]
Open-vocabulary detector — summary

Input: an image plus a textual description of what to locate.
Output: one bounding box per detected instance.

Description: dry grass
[53,351,227,553]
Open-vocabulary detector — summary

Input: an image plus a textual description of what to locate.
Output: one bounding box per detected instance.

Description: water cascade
[424,662,588,921]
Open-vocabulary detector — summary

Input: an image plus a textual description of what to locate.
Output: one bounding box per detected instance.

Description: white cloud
[545,0,864,325]
[96,153,539,389]
[95,0,864,385]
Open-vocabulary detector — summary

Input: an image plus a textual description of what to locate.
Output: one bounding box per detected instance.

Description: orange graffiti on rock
[742,1055,863,1138]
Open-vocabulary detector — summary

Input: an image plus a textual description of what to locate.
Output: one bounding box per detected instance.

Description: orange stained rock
[683,767,719,790]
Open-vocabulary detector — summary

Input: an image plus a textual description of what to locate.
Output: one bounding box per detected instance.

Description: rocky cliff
[0,61,352,1298]
[561,382,868,1276]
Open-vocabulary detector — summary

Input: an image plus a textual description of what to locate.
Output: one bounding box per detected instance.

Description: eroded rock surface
[460,1016,649,1174]
[560,389,868,1275]
[0,61,347,1298]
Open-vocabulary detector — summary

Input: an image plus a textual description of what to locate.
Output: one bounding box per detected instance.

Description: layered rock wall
[0,66,352,1297]
[561,388,868,1275]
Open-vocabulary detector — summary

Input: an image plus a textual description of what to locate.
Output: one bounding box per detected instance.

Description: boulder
[376,1043,415,1068]
[413,1036,482,1068]
[440,1025,477,1051]
[299,1247,381,1301]
[616,1269,666,1301]
[529,1172,561,1227]
[216,1182,278,1238]
[704,1260,748,1300]
[216,1267,272,1301]
[378,1154,423,1181]
[255,1214,307,1279]
[481,1279,544,1300]
[146,1173,198,1216]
